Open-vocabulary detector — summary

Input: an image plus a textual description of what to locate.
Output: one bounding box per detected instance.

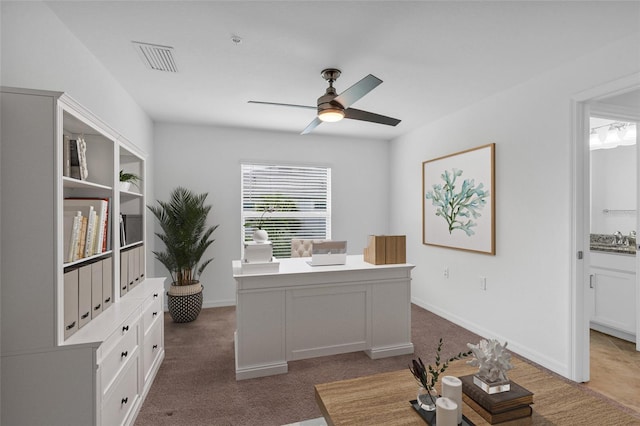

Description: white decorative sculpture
[467,339,513,393]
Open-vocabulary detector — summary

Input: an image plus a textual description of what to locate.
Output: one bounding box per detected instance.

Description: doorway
[571,74,640,386]
[587,115,637,342]
[582,113,640,413]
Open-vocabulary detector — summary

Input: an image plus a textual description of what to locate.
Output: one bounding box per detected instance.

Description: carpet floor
[134,305,638,425]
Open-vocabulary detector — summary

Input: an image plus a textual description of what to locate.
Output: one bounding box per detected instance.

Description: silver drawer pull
[81,312,90,320]
[121,351,128,358]
[121,397,128,405]
[66,321,76,330]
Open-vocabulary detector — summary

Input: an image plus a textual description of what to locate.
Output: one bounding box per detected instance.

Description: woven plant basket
[167,282,203,323]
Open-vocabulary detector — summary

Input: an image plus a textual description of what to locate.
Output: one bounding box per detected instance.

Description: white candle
[442,375,463,424]
[436,397,458,426]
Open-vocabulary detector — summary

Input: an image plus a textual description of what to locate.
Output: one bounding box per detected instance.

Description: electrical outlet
[480,276,487,290]
[444,267,449,279]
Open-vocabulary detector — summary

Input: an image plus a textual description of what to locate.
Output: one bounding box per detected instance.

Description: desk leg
[235,289,288,380]
[366,280,414,359]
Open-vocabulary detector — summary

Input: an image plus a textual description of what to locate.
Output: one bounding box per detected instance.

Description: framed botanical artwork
[422,143,495,255]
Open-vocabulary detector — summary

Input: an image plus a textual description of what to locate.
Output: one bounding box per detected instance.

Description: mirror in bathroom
[589,117,637,241]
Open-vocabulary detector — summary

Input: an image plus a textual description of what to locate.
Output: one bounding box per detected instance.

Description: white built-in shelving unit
[1,87,164,426]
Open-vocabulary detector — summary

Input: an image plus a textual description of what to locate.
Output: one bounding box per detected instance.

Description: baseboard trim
[590,322,636,343]
[203,299,236,309]
[236,361,288,381]
[365,343,414,359]
[411,296,568,378]
[290,342,367,361]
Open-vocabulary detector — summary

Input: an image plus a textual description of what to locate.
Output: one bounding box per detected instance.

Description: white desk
[232,255,415,380]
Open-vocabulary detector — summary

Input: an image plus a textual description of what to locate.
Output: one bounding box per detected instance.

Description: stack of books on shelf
[63,198,111,262]
[460,375,534,424]
[63,135,89,180]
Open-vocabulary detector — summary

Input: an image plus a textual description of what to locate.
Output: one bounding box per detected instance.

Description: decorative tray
[410,400,475,426]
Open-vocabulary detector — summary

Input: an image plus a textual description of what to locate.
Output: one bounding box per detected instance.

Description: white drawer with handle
[142,291,162,335]
[143,319,163,383]
[101,351,140,426]
[100,316,140,396]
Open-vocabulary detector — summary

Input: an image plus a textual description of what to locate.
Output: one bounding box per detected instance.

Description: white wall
[1,1,155,290]
[591,145,637,235]
[0,2,153,152]
[152,123,390,306]
[389,33,640,377]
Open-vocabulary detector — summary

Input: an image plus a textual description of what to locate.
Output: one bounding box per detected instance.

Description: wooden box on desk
[364,235,406,265]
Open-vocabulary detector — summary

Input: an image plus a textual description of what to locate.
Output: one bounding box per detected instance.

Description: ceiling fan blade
[333,74,382,109]
[344,108,401,126]
[301,117,323,135]
[248,100,316,110]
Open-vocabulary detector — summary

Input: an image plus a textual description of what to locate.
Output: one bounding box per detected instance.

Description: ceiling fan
[249,68,401,135]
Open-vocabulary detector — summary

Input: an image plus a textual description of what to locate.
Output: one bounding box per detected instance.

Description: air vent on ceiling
[132,41,178,73]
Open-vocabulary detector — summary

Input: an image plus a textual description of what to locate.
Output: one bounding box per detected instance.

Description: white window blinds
[241,163,331,258]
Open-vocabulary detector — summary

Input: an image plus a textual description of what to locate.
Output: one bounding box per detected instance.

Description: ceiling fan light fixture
[318,108,345,122]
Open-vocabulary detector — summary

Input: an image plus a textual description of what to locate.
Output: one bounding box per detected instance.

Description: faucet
[613,231,623,245]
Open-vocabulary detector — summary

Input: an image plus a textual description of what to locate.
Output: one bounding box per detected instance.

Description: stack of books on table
[460,375,534,424]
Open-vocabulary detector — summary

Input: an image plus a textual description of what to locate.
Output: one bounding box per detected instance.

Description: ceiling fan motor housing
[317,93,344,121]
[317,68,344,120]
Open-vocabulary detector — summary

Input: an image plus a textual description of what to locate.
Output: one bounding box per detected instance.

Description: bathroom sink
[590,233,636,255]
[590,243,636,255]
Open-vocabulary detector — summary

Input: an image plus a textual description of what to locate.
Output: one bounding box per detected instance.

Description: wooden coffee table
[315,360,478,426]
[314,357,639,425]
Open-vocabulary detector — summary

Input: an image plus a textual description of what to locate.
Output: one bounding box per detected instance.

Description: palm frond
[148,187,218,286]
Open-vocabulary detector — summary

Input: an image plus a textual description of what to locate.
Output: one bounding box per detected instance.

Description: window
[241,163,331,258]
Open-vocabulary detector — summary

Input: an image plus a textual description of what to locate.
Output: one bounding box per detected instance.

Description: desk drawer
[102,352,140,426]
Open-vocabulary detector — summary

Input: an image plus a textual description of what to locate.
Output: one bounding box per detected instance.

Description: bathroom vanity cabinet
[589,251,636,342]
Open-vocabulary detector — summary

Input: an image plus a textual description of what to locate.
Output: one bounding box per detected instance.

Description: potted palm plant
[147,187,218,323]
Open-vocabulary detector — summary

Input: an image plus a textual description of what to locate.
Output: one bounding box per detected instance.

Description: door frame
[571,72,640,382]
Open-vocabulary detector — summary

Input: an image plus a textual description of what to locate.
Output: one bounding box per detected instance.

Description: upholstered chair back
[290,239,328,257]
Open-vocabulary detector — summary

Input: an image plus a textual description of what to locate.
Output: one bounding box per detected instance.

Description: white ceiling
[46,1,640,141]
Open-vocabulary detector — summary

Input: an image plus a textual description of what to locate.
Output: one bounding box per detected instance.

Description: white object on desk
[239,257,279,274]
[307,240,347,266]
[243,241,273,263]
[442,375,463,424]
[436,397,458,426]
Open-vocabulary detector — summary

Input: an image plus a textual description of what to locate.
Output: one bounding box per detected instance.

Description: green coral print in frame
[422,143,495,255]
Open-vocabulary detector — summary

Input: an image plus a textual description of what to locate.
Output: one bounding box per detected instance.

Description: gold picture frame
[422,143,495,255]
